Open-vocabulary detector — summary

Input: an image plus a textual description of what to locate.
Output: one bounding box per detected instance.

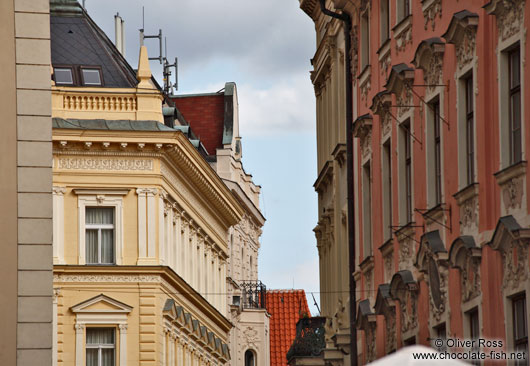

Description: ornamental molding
[390,271,418,334]
[57,157,153,171]
[422,0,442,31]
[54,273,160,283]
[350,25,359,80]
[443,11,479,71]
[494,162,527,214]
[161,163,226,241]
[394,18,412,53]
[353,115,373,159]
[243,326,259,349]
[413,38,445,93]
[449,236,482,302]
[416,231,449,322]
[485,0,526,42]
[488,216,530,292]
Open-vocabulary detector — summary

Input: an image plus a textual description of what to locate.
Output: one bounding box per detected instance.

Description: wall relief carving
[422,0,442,31]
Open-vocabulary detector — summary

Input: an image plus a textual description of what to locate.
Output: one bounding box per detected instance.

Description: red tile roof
[266,290,311,366]
[171,94,225,155]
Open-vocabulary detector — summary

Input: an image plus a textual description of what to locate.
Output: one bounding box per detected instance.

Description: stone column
[75,324,85,366]
[119,324,127,366]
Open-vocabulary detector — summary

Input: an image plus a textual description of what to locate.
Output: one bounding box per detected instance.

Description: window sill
[358,64,371,88]
[494,160,527,185]
[453,182,479,206]
[359,255,375,273]
[392,15,412,37]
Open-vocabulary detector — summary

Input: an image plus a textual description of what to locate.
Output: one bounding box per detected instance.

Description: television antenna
[139,7,163,64]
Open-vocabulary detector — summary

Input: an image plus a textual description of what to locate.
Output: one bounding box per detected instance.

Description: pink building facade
[300,0,530,365]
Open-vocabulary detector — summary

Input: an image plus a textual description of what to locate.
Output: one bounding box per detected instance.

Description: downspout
[317,1,357,366]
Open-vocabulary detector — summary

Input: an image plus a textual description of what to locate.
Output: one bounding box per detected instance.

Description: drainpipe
[318,1,357,366]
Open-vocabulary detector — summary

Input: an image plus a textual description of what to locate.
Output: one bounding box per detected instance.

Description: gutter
[317,1,357,366]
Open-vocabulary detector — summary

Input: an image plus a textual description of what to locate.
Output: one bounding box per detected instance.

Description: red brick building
[299,0,530,364]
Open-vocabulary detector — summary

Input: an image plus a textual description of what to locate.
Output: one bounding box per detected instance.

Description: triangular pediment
[71,294,132,313]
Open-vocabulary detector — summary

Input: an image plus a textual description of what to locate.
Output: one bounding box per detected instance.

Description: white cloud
[238,73,316,136]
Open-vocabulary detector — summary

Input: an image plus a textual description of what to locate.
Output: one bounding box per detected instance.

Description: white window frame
[398,114,414,225]
[425,93,444,208]
[86,327,116,366]
[85,207,115,264]
[71,294,132,366]
[74,189,128,265]
[498,37,526,170]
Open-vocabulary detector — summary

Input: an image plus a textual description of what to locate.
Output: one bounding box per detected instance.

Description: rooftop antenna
[139,6,163,64]
[82,0,86,9]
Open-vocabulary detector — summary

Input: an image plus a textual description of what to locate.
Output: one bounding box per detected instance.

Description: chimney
[114,13,126,57]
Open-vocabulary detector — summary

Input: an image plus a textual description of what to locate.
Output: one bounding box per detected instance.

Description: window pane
[86,348,98,366]
[54,68,73,85]
[510,48,521,88]
[101,229,114,264]
[86,229,98,264]
[102,349,115,366]
[87,328,115,345]
[82,69,102,85]
[86,208,114,225]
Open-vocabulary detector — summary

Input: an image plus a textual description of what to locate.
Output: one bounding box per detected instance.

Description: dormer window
[81,67,103,86]
[54,67,74,85]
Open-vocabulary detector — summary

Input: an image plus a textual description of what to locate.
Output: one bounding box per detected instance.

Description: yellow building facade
[50,1,245,365]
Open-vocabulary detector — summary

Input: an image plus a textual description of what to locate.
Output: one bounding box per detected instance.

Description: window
[361,9,370,70]
[82,68,103,86]
[245,350,255,366]
[382,142,392,240]
[362,161,372,257]
[509,46,522,164]
[396,0,410,24]
[380,0,390,44]
[54,67,74,85]
[434,323,447,352]
[465,75,475,185]
[401,120,413,223]
[513,294,528,366]
[86,328,115,366]
[86,208,115,264]
[432,99,442,205]
[467,308,480,366]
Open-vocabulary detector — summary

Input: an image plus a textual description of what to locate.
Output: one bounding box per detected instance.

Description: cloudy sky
[85,0,321,313]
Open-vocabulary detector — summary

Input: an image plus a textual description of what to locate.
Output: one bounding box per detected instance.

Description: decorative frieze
[58,157,153,171]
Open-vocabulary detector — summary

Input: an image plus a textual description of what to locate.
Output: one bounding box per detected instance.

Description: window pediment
[374,283,394,315]
[412,38,445,91]
[416,230,448,271]
[370,90,392,116]
[385,64,414,94]
[449,236,482,302]
[71,294,132,314]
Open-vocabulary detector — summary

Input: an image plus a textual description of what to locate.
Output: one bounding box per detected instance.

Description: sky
[84,0,320,314]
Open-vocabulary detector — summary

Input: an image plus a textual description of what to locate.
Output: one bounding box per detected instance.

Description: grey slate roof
[51,11,137,88]
[52,118,177,131]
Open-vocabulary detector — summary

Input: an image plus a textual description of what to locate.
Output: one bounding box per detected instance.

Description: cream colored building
[172,82,270,366]
[50,1,246,365]
[0,0,54,365]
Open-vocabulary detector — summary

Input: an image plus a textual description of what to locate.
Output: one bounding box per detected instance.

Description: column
[75,324,85,366]
[159,189,167,264]
[205,245,211,303]
[52,187,66,264]
[119,324,128,366]
[137,188,158,265]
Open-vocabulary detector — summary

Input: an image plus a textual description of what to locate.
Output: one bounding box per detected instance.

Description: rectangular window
[86,328,115,366]
[465,75,475,185]
[382,141,392,240]
[509,46,522,164]
[435,323,447,352]
[513,294,528,366]
[467,308,480,366]
[380,0,390,44]
[81,68,103,86]
[54,67,74,85]
[403,120,412,223]
[362,161,372,257]
[361,10,370,70]
[397,0,410,24]
[86,207,115,264]
[432,99,442,205]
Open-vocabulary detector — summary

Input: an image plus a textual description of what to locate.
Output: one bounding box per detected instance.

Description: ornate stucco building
[49,1,270,366]
[299,0,530,365]
[0,0,54,365]
[172,84,270,366]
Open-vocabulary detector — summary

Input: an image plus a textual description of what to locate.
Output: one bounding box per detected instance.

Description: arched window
[245,350,255,366]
